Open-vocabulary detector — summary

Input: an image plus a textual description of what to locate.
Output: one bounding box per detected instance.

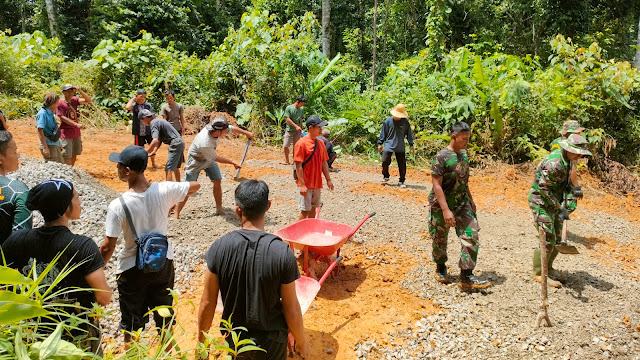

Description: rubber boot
[547,248,567,282]
[458,269,492,290]
[434,263,449,284]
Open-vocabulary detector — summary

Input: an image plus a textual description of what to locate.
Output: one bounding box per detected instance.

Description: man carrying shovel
[175,117,254,218]
[529,134,591,288]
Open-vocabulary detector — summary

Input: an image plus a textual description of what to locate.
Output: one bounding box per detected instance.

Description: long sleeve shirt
[377,116,414,153]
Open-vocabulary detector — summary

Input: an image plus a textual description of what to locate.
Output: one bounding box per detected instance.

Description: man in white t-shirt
[175,117,254,218]
[99,145,200,347]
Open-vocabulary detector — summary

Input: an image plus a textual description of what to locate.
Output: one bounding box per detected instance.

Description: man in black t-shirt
[1,179,110,353]
[197,180,309,360]
[139,109,185,181]
[125,89,158,168]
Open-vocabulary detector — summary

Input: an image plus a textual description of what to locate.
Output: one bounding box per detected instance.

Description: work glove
[571,186,583,199]
[558,207,570,222]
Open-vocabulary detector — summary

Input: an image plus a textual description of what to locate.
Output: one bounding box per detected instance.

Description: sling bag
[293,138,318,181]
[119,197,169,273]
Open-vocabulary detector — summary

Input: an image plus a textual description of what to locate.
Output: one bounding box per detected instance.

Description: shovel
[555,219,579,254]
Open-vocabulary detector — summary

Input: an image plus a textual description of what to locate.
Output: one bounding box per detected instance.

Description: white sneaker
[381,177,389,183]
[399,182,407,188]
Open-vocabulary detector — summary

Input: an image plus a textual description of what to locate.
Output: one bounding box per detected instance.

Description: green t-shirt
[0,176,32,245]
[428,148,470,210]
[284,104,304,133]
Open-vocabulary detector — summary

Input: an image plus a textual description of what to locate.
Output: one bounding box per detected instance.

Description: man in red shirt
[57,84,92,166]
[294,115,334,220]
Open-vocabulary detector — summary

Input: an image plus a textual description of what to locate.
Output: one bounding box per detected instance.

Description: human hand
[558,207,570,221]
[77,123,85,129]
[296,126,302,132]
[296,339,310,359]
[233,162,242,170]
[327,180,334,191]
[246,132,255,140]
[299,185,308,196]
[75,86,82,92]
[377,145,382,153]
[42,146,50,158]
[443,209,456,228]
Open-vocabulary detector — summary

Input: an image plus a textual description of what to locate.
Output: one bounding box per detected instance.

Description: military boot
[434,264,449,284]
[533,248,562,288]
[458,269,492,290]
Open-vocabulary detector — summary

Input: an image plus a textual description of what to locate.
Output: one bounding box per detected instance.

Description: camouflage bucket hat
[559,134,592,156]
[561,120,584,136]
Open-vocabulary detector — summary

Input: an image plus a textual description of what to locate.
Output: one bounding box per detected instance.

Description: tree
[43,0,60,38]
[322,0,331,57]
[370,0,377,91]
[635,14,640,68]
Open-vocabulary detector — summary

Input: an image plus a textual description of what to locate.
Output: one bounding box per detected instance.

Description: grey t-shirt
[150,118,182,145]
[160,102,184,132]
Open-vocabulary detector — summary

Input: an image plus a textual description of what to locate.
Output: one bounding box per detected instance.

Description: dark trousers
[234,330,288,360]
[381,151,406,182]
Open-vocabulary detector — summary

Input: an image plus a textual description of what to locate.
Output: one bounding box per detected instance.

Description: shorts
[135,134,153,146]
[298,188,321,211]
[283,130,302,148]
[61,137,82,158]
[117,260,175,332]
[165,140,185,172]
[185,162,222,181]
[235,330,288,360]
[40,144,64,163]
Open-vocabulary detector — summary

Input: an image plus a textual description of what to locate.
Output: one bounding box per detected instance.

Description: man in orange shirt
[294,115,334,220]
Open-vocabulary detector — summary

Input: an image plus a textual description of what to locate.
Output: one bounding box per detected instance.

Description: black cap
[136,89,147,95]
[305,115,328,128]
[296,95,307,103]
[205,117,230,131]
[109,145,148,172]
[138,108,155,119]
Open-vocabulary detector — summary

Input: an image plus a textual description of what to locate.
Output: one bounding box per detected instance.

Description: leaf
[490,101,503,146]
[15,326,29,360]
[157,307,172,318]
[31,340,89,360]
[472,55,486,88]
[237,345,266,353]
[0,267,34,285]
[39,322,64,359]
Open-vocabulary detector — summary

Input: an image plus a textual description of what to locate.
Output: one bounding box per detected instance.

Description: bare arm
[295,161,307,196]
[58,115,83,129]
[231,126,254,140]
[124,97,136,111]
[76,87,92,105]
[187,181,201,196]
[147,138,162,155]
[99,236,118,264]
[432,175,455,227]
[214,156,240,169]
[281,282,309,357]
[321,160,334,190]
[0,113,8,130]
[37,128,50,157]
[197,269,219,343]
[84,268,111,306]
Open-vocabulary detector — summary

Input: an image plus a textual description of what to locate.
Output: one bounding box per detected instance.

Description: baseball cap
[205,117,230,131]
[109,145,148,172]
[136,89,147,95]
[61,84,75,91]
[296,95,307,103]
[305,115,328,128]
[138,108,155,119]
[559,134,592,156]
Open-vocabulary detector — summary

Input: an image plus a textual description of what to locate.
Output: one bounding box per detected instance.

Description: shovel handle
[234,139,251,179]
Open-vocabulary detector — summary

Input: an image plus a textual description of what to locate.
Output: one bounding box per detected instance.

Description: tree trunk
[634,15,640,68]
[322,0,331,57]
[371,0,378,91]
[43,0,59,38]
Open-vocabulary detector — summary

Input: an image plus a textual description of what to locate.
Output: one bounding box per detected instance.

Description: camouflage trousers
[429,202,480,270]
[529,203,561,276]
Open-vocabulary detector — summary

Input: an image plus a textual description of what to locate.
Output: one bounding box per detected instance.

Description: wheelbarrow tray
[274,218,355,256]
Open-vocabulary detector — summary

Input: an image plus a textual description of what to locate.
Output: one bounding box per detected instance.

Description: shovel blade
[556,244,579,254]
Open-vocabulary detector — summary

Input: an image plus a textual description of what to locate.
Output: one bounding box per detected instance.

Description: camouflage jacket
[550,136,563,151]
[428,148,470,210]
[528,149,572,209]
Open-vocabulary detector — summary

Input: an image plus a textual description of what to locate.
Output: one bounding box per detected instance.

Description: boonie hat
[109,145,148,172]
[306,115,328,128]
[61,84,75,91]
[390,104,409,118]
[559,134,592,156]
[138,108,155,119]
[205,117,230,131]
[561,120,584,136]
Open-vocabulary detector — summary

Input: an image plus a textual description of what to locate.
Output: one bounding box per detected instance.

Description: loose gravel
[8,155,640,359]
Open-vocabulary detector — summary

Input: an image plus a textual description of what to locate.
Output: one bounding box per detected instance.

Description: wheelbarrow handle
[318,256,343,286]
[369,211,376,217]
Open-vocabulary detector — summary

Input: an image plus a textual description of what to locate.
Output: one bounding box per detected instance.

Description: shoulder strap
[118,196,139,243]
[302,138,318,168]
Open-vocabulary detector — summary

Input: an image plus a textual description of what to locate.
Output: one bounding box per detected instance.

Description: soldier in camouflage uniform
[0,131,32,245]
[428,121,491,290]
[549,120,585,240]
[528,134,591,288]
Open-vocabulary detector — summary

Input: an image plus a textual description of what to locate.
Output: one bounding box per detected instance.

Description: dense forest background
[1,0,640,165]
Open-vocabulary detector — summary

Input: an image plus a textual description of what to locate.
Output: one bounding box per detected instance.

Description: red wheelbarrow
[288,256,343,355]
[274,212,375,276]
